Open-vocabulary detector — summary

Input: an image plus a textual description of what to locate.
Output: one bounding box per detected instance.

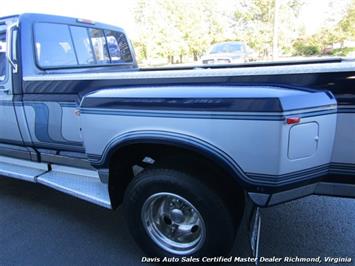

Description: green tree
[132,0,233,64]
[292,0,354,56]
[232,0,304,59]
[338,0,355,42]
[133,0,352,65]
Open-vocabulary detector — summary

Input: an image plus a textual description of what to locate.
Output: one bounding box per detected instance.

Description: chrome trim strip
[23,62,355,81]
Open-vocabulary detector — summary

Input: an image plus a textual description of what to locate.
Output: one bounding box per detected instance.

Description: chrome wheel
[141,192,206,255]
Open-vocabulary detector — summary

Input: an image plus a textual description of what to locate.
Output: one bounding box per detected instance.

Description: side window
[88,28,110,64]
[0,29,6,81]
[70,26,95,65]
[105,30,133,63]
[34,23,77,67]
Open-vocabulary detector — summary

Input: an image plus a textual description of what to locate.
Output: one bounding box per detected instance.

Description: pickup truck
[0,13,354,259]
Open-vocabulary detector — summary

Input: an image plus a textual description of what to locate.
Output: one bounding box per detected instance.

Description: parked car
[0,13,355,261]
[200,41,254,64]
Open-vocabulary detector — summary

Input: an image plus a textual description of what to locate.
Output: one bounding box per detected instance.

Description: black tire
[124,167,241,261]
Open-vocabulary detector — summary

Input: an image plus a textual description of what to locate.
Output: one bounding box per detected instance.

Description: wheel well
[108,143,245,214]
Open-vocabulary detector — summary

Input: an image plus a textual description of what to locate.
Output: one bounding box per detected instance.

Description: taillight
[286,117,301,124]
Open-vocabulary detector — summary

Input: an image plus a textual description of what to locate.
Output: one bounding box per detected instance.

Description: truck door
[0,20,29,157]
[21,22,84,155]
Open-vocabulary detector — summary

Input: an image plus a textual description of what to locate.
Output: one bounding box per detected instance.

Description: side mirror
[6,21,18,74]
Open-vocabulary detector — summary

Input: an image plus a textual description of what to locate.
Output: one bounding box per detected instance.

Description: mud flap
[249,206,261,266]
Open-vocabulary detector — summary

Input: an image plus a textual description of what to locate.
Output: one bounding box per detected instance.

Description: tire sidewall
[124,169,236,260]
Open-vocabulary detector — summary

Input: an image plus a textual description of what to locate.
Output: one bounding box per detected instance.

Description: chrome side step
[37,165,111,209]
[0,156,111,209]
[0,155,48,182]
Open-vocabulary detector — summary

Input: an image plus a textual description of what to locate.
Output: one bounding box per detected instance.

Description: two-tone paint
[0,13,354,208]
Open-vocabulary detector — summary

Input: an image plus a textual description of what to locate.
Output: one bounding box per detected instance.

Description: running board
[0,156,111,209]
[37,165,111,209]
[0,155,48,182]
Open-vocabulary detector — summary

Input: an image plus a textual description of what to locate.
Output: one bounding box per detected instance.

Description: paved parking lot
[0,176,354,265]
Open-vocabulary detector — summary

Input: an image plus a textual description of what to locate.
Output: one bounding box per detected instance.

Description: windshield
[210,43,243,54]
[0,26,6,81]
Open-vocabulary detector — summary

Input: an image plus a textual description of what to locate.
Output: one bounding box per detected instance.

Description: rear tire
[124,167,242,259]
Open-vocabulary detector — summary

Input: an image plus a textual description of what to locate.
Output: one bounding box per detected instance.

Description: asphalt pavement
[0,176,354,265]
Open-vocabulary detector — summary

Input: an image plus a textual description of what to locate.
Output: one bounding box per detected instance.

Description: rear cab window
[88,28,110,64]
[34,23,77,67]
[34,22,133,69]
[105,30,133,63]
[69,26,95,65]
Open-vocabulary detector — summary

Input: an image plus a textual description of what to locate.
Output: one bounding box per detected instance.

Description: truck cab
[0,14,137,165]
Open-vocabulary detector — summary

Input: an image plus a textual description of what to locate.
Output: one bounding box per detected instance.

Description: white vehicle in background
[200,41,254,64]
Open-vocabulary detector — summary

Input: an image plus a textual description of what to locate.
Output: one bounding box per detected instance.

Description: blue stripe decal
[329,163,355,175]
[88,129,355,186]
[0,100,82,150]
[247,164,329,185]
[87,154,101,160]
[86,130,351,187]
[31,103,52,143]
[88,130,252,184]
[81,109,284,121]
[337,107,355,113]
[25,102,83,148]
[81,97,284,112]
[80,108,336,121]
